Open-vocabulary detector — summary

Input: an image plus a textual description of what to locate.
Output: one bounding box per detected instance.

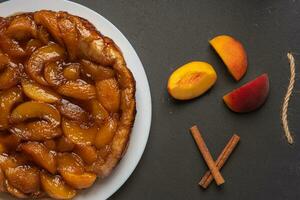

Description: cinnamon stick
[189,125,225,186]
[199,134,240,188]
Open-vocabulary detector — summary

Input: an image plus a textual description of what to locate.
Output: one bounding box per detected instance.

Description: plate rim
[0,0,152,199]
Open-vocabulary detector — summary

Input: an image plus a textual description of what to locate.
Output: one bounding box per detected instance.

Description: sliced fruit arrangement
[210,35,248,81]
[0,10,136,200]
[223,74,269,112]
[168,61,217,100]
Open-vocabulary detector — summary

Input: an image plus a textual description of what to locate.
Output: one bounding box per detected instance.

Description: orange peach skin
[223,73,269,112]
[210,35,247,81]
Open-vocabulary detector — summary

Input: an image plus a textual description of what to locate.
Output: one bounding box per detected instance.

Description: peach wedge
[210,35,247,81]
[167,61,217,100]
[223,74,269,113]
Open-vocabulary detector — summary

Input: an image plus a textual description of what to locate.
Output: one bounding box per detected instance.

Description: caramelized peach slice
[36,25,50,44]
[57,17,78,60]
[26,43,65,85]
[5,180,28,198]
[61,171,97,189]
[0,87,23,130]
[44,61,65,86]
[88,99,109,125]
[167,61,217,100]
[96,78,120,113]
[74,145,98,164]
[22,79,61,103]
[57,153,84,174]
[0,62,20,90]
[10,101,61,126]
[95,116,118,149]
[58,80,96,100]
[62,118,97,145]
[58,99,89,122]
[223,74,269,112]
[21,142,57,174]
[5,165,40,194]
[0,133,21,152]
[0,154,30,171]
[63,63,80,80]
[40,172,76,200]
[210,35,247,81]
[0,33,26,58]
[55,136,75,152]
[34,10,64,46]
[10,121,62,141]
[5,15,37,41]
[25,39,43,55]
[81,59,115,81]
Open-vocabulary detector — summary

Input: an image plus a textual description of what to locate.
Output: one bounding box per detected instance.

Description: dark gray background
[2,0,300,199]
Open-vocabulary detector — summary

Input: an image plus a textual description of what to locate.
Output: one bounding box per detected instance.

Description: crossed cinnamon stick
[189,125,240,188]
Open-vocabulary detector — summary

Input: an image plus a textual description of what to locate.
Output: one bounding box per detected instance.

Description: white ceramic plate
[0,0,152,199]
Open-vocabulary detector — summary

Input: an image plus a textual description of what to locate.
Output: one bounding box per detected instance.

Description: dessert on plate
[0,10,136,199]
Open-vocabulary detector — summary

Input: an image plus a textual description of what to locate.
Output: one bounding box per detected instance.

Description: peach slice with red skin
[210,35,247,81]
[21,142,57,174]
[21,79,61,103]
[223,74,269,113]
[40,172,76,200]
[167,61,217,100]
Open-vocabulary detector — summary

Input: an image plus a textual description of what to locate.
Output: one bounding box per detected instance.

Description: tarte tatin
[0,10,136,199]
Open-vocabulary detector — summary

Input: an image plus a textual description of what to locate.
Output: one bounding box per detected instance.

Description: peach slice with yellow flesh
[96,78,120,113]
[58,80,96,100]
[5,15,37,41]
[40,172,76,200]
[21,142,57,174]
[81,59,115,81]
[10,121,62,141]
[74,145,98,164]
[10,101,61,126]
[57,153,84,174]
[62,118,97,145]
[0,154,30,171]
[95,116,118,149]
[5,165,40,194]
[88,99,109,125]
[223,74,269,112]
[26,43,65,85]
[44,61,65,86]
[0,87,23,130]
[167,61,217,100]
[63,63,80,80]
[21,79,61,103]
[43,139,56,151]
[61,171,97,189]
[210,35,247,81]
